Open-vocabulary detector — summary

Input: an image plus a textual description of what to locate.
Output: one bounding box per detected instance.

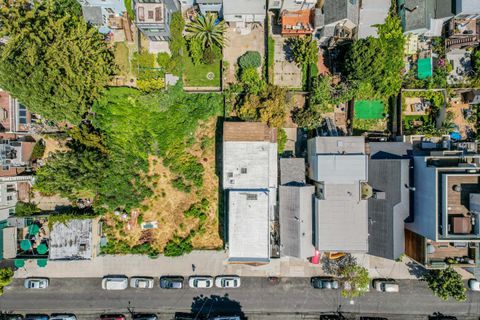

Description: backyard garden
[402,90,446,135]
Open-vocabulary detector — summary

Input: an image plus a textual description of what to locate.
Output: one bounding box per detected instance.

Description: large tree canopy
[0,0,115,124]
[344,12,404,98]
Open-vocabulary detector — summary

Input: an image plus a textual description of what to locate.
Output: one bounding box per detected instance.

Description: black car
[132,314,158,320]
[25,315,49,320]
[0,315,24,320]
[160,276,184,289]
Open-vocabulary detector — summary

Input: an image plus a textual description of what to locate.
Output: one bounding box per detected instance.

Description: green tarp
[37,243,48,255]
[417,58,433,79]
[14,259,25,268]
[354,100,385,119]
[28,224,40,235]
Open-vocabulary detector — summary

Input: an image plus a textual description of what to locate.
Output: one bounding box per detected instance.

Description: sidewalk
[14,251,422,280]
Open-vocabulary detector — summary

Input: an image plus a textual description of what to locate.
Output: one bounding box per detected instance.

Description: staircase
[446,36,478,49]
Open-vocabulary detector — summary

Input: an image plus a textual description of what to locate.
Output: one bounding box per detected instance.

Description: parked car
[101,275,128,290]
[50,315,77,320]
[99,315,126,320]
[132,314,158,320]
[24,278,49,289]
[130,277,154,289]
[25,315,49,320]
[311,277,339,289]
[468,278,480,291]
[160,276,184,289]
[215,276,241,288]
[3,315,24,320]
[188,276,213,288]
[373,279,399,292]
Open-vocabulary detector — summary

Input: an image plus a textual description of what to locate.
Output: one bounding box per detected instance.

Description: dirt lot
[449,96,476,139]
[104,117,223,251]
[223,26,265,83]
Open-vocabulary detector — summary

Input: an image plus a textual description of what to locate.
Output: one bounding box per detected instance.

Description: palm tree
[186,13,226,49]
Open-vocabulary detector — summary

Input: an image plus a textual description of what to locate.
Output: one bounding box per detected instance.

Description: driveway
[272,36,302,88]
[223,25,265,84]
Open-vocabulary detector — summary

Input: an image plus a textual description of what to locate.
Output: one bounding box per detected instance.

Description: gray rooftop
[280,158,306,186]
[223,0,266,15]
[368,159,410,260]
[279,185,315,259]
[369,142,413,160]
[456,0,480,15]
[82,6,103,26]
[358,0,390,38]
[49,219,96,260]
[323,0,359,26]
[400,0,429,32]
[228,189,272,263]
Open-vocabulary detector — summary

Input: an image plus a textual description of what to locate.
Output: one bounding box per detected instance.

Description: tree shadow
[406,261,427,278]
[176,294,247,320]
[321,253,357,275]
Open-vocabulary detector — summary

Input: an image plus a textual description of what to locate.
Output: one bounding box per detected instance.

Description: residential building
[357,0,390,38]
[223,122,277,264]
[455,0,480,19]
[280,9,314,36]
[314,0,359,47]
[77,0,127,34]
[406,151,480,269]
[279,158,315,260]
[269,0,317,12]
[0,137,34,177]
[223,0,266,25]
[368,142,412,261]
[307,136,369,253]
[179,0,223,16]
[398,0,455,36]
[0,176,33,222]
[134,0,180,52]
[0,89,35,134]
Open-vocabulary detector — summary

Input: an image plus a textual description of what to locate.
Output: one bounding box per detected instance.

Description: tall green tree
[0,268,13,295]
[286,36,318,67]
[424,267,467,301]
[339,263,370,298]
[0,0,116,124]
[186,13,227,49]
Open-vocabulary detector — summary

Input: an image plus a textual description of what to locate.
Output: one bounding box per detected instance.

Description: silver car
[188,276,213,288]
[50,315,77,320]
[101,276,128,290]
[215,276,241,288]
[130,277,154,289]
[24,278,49,289]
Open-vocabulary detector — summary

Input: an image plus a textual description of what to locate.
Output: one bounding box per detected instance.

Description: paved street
[1,278,480,319]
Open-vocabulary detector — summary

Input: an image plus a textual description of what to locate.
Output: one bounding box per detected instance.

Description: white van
[102,276,128,290]
[373,279,399,292]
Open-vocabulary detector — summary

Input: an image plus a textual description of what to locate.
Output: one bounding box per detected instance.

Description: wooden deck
[223,122,277,142]
[427,241,469,260]
[447,175,480,215]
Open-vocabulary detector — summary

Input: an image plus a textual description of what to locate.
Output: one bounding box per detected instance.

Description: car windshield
[137,280,148,287]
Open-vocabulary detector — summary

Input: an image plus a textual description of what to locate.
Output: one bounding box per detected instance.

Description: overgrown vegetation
[35,86,223,211]
[31,140,46,161]
[267,37,275,83]
[0,268,14,295]
[163,233,194,257]
[15,202,41,217]
[0,0,116,123]
[238,51,262,70]
[424,267,466,301]
[101,239,160,257]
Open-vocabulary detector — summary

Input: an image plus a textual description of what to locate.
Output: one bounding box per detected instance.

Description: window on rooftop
[241,168,247,174]
[246,194,257,201]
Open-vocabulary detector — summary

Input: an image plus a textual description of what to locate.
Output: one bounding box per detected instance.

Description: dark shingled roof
[323,0,359,26]
[280,158,306,186]
[368,159,410,260]
[82,6,103,26]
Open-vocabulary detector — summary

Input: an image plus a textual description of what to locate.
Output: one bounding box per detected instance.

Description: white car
[50,315,77,320]
[468,278,480,291]
[130,277,154,289]
[188,276,213,288]
[373,279,399,292]
[215,276,241,288]
[24,278,49,289]
[102,276,128,290]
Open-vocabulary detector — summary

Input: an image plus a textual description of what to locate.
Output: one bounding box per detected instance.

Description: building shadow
[406,261,427,278]
[215,116,226,245]
[186,294,246,320]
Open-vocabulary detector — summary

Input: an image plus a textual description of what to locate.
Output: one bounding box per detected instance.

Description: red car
[99,315,126,320]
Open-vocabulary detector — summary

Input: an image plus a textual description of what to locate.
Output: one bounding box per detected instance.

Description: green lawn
[354,100,385,119]
[114,42,130,76]
[183,57,221,87]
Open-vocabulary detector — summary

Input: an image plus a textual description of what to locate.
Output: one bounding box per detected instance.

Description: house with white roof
[223,0,266,25]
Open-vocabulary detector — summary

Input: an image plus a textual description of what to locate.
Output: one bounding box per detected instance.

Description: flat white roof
[315,196,368,252]
[313,154,367,184]
[228,190,271,262]
[358,0,390,38]
[223,0,266,15]
[223,141,277,189]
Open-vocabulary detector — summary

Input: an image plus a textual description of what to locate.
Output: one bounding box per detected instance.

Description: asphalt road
[1,278,480,318]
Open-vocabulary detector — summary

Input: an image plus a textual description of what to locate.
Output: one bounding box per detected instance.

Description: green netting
[28,224,40,235]
[417,58,433,79]
[354,100,385,119]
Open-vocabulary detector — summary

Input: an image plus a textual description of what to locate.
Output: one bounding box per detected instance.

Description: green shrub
[137,78,165,92]
[101,240,159,257]
[202,45,221,65]
[184,198,209,223]
[31,140,46,160]
[163,234,193,257]
[157,53,171,68]
[15,201,41,217]
[188,38,203,66]
[239,51,262,69]
[0,268,14,295]
[124,0,134,21]
[278,128,287,154]
[240,68,266,95]
[169,12,186,57]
